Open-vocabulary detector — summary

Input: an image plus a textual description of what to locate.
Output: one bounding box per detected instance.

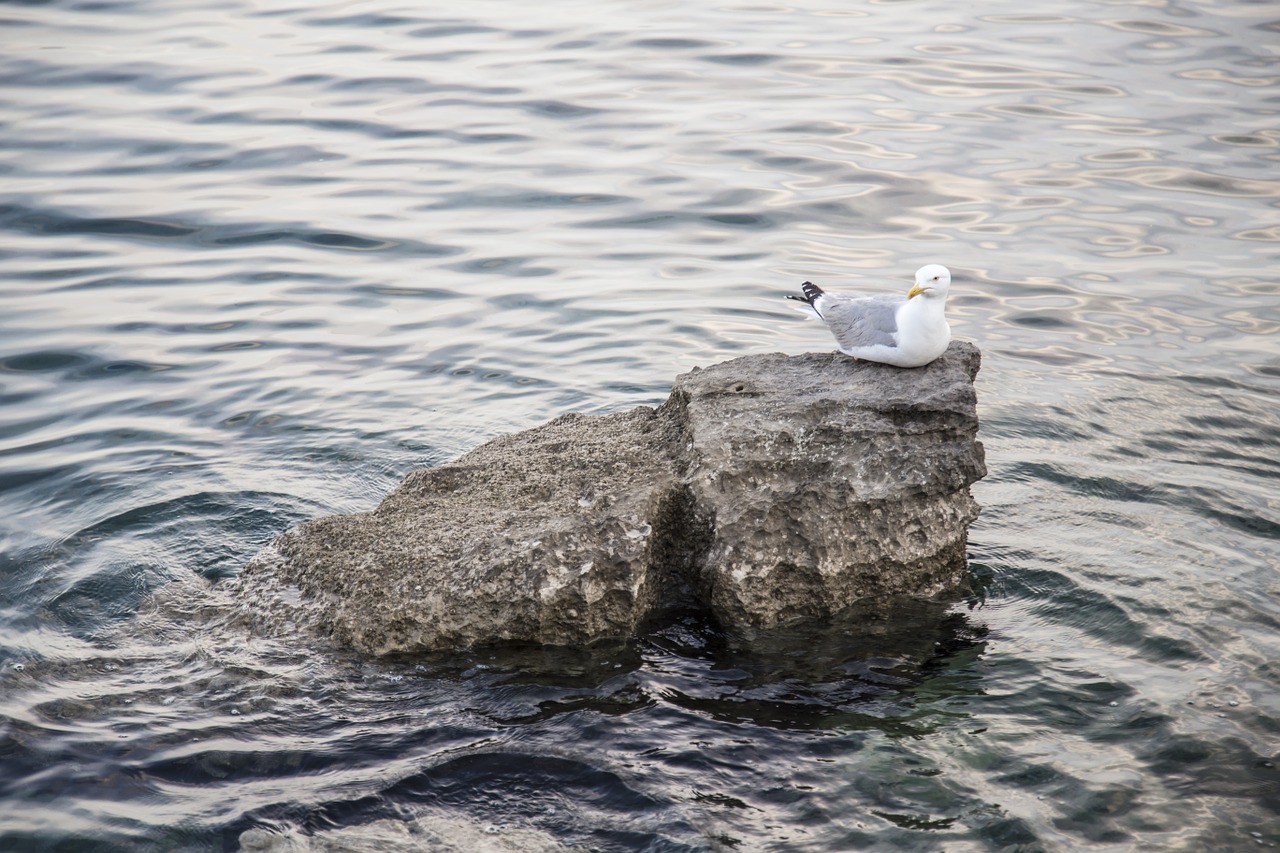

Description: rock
[229,342,985,654]
[670,346,985,630]
[234,406,696,654]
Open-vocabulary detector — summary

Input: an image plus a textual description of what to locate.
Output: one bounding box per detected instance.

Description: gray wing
[817,293,904,350]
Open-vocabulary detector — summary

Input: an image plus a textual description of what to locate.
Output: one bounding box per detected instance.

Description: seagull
[787,264,953,368]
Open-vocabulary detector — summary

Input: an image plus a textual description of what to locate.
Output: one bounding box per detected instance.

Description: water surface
[1,0,1277,850]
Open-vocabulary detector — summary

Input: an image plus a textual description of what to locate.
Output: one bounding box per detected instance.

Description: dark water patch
[1001,461,1158,503]
[392,49,482,64]
[113,319,236,336]
[755,154,845,174]
[520,99,605,119]
[208,230,302,247]
[1086,705,1178,745]
[207,338,267,350]
[1052,786,1143,844]
[1197,444,1280,478]
[419,190,631,211]
[630,606,990,734]
[998,672,1137,732]
[72,359,174,379]
[65,0,137,11]
[978,414,1090,447]
[704,212,774,228]
[1113,371,1280,406]
[714,252,768,263]
[1,349,173,381]
[23,213,196,240]
[137,718,479,794]
[444,256,555,277]
[391,357,558,395]
[1101,18,1221,37]
[1006,312,1074,329]
[55,274,181,292]
[1058,84,1127,97]
[1142,735,1280,805]
[21,489,306,631]
[302,231,388,250]
[185,144,341,171]
[0,390,40,410]
[43,562,160,630]
[278,73,336,87]
[871,810,955,831]
[992,761,1069,790]
[1001,566,1205,662]
[701,53,778,66]
[357,284,463,300]
[980,13,1077,23]
[300,11,425,28]
[581,210,680,227]
[190,109,532,145]
[0,58,205,94]
[1169,486,1280,540]
[207,227,456,256]
[328,75,439,94]
[0,464,79,499]
[579,210,781,231]
[214,690,704,849]
[0,349,92,373]
[0,204,447,257]
[382,751,672,818]
[407,23,501,39]
[1091,165,1280,198]
[629,37,719,50]
[0,256,116,281]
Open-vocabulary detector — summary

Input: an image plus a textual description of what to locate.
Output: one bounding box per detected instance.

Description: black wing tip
[791,280,823,304]
[786,281,825,317]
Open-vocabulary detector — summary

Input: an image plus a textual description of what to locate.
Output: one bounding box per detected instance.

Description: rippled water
[1,0,1277,850]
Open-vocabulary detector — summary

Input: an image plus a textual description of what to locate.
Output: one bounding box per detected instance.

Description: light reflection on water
[1,0,1277,850]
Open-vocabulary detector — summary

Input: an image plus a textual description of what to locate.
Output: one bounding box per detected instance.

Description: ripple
[20,213,198,239]
[0,203,455,257]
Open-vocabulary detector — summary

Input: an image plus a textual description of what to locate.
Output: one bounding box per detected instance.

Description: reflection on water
[0,0,1277,850]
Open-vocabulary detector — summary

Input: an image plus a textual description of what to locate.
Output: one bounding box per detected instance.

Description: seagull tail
[785,281,825,318]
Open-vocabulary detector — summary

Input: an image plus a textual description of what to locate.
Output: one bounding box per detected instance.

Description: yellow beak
[907,283,927,299]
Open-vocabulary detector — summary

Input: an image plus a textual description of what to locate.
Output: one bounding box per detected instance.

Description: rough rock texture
[230,342,985,654]
[235,406,698,654]
[670,346,985,630]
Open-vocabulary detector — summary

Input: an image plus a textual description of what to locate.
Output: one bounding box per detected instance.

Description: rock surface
[230,342,986,655]
[671,346,986,632]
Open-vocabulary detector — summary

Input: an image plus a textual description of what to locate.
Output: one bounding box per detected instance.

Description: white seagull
[787,264,953,368]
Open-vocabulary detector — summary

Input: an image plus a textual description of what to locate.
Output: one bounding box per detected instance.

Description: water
[1,0,1277,849]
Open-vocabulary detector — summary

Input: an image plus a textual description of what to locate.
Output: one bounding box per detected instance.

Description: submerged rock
[230,343,986,655]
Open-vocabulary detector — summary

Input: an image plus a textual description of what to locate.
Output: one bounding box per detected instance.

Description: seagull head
[907,264,951,299]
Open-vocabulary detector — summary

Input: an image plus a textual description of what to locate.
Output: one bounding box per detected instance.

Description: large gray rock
[670,346,985,631]
[229,342,985,655]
